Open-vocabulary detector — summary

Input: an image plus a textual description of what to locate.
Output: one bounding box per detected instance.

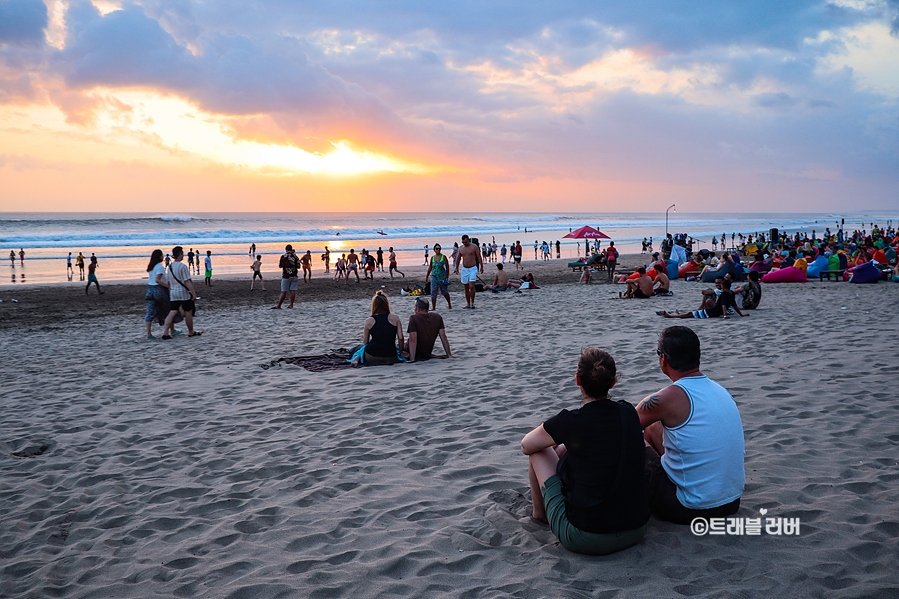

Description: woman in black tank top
[362,291,404,363]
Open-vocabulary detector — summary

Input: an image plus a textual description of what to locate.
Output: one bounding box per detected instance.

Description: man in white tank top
[636,326,745,524]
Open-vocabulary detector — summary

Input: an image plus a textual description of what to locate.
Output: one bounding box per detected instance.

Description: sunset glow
[0,0,896,212]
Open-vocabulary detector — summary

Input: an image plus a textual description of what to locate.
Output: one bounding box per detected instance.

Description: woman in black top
[360,290,405,364]
[521,349,649,555]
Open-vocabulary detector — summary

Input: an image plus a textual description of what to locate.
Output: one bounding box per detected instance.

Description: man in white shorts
[453,234,483,309]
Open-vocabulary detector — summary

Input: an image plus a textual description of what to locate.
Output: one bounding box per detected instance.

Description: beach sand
[2,255,898,598]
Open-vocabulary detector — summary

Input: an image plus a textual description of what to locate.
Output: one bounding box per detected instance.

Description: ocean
[1,211,895,286]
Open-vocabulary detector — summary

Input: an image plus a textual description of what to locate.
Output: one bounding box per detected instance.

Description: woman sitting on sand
[521,349,649,555]
[351,290,405,365]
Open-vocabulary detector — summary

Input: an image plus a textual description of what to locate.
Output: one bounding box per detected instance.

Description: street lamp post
[665,204,676,238]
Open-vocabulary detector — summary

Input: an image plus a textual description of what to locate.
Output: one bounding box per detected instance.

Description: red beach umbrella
[564,225,611,240]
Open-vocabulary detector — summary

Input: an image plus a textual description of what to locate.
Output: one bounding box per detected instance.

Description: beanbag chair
[806,255,830,278]
[872,249,887,265]
[886,248,897,262]
[849,261,881,284]
[828,254,841,272]
[761,266,807,283]
[666,259,679,280]
[749,261,771,273]
[678,260,700,278]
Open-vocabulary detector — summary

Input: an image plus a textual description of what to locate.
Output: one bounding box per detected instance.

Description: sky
[1,0,897,213]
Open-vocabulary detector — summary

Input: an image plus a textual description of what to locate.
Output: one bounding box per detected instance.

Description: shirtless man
[388,247,404,278]
[484,263,510,291]
[346,249,360,283]
[453,234,483,308]
[652,263,672,296]
[623,267,654,298]
[301,250,313,282]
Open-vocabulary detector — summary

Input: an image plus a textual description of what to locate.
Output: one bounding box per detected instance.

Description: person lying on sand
[521,348,649,555]
[636,326,745,524]
[657,278,746,319]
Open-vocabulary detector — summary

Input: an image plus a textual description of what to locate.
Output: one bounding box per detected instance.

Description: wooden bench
[818,270,844,281]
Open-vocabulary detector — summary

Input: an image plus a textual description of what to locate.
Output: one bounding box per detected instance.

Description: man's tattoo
[638,394,661,412]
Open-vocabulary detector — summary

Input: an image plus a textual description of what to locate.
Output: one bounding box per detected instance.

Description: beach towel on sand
[262,352,445,372]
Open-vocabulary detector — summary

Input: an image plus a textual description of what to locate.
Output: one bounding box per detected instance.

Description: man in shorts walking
[453,234,483,309]
[388,247,404,278]
[273,244,300,309]
[301,250,313,282]
[164,246,201,337]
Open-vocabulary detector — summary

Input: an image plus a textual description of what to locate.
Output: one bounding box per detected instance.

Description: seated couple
[484,263,537,290]
[522,327,745,555]
[351,292,455,365]
[622,264,671,298]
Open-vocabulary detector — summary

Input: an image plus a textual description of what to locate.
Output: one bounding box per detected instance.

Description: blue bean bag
[806,255,829,278]
[666,259,679,280]
[848,261,880,284]
[761,266,807,283]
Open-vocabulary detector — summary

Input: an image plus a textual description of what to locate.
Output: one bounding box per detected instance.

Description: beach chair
[568,254,605,273]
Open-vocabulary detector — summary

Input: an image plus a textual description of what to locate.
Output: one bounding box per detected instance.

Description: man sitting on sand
[637,326,745,524]
[404,299,455,362]
[652,264,672,296]
[485,263,510,291]
[623,267,654,298]
[732,270,762,310]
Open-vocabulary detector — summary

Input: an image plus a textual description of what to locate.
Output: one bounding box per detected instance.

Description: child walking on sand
[251,255,265,290]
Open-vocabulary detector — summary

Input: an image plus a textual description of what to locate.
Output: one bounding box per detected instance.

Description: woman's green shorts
[541,475,646,555]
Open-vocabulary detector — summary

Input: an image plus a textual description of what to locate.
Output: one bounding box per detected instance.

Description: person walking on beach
[250,255,265,290]
[77,252,85,279]
[66,252,73,275]
[453,234,483,309]
[323,247,331,273]
[426,244,452,310]
[388,247,404,279]
[273,245,300,309]
[19,248,25,265]
[145,249,174,339]
[164,246,201,337]
[556,240,561,259]
[521,348,649,555]
[423,245,429,266]
[605,242,619,281]
[376,247,384,272]
[636,326,744,524]
[512,241,523,270]
[187,248,195,273]
[301,250,313,282]
[165,253,171,267]
[204,251,212,286]
[8,250,14,267]
[85,255,103,295]
[249,243,256,256]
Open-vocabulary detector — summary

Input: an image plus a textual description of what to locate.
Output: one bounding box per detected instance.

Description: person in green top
[426,244,452,310]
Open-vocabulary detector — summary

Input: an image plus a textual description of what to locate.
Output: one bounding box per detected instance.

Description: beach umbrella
[564,225,611,239]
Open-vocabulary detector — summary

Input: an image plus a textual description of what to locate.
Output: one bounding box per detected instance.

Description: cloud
[0,0,48,47]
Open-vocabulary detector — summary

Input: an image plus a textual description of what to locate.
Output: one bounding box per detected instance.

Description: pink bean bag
[761,266,807,283]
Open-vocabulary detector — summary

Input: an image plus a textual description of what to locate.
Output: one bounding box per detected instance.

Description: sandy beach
[2,255,898,598]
